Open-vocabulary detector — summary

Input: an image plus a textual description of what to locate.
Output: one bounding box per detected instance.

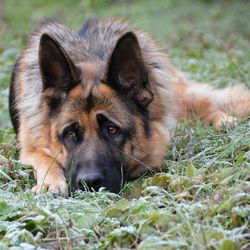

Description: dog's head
[39,32,156,193]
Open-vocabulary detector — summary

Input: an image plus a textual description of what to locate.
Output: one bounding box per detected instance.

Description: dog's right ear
[39,33,80,92]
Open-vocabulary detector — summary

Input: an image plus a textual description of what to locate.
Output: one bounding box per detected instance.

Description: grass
[0,0,249,249]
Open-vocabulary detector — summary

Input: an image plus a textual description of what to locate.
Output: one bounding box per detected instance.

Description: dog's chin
[69,181,122,194]
[67,173,124,194]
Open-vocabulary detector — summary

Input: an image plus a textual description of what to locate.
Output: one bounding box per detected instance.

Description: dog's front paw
[32,180,68,197]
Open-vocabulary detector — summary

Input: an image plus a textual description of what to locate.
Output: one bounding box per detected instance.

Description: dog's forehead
[77,61,103,88]
[68,83,116,110]
[62,83,133,129]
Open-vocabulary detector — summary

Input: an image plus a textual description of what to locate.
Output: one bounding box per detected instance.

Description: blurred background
[0,0,249,129]
[0,0,250,49]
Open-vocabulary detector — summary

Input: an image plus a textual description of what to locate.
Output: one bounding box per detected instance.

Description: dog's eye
[66,130,77,140]
[107,125,120,136]
[61,122,83,145]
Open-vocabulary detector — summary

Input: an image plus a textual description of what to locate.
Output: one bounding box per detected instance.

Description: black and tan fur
[9,18,250,196]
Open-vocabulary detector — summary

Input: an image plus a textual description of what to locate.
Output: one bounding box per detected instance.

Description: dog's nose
[77,172,103,191]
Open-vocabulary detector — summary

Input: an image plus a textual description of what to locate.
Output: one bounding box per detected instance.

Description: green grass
[0,0,249,249]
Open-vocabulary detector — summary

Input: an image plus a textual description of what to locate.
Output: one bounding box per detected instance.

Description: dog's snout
[66,159,124,194]
[76,171,103,191]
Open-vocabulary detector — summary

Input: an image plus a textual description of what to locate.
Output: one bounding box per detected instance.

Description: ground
[0,0,249,249]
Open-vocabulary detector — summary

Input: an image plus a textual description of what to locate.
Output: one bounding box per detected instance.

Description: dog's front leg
[21,149,68,196]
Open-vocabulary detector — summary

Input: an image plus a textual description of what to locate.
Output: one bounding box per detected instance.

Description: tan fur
[9,18,250,195]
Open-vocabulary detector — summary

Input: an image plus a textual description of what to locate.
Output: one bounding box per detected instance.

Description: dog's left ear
[107,32,153,107]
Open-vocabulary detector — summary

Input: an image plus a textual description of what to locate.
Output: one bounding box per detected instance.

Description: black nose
[77,173,103,191]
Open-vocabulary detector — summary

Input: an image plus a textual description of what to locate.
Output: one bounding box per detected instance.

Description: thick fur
[9,18,250,196]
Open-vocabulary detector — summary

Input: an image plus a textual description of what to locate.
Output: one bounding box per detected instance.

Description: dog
[9,18,250,196]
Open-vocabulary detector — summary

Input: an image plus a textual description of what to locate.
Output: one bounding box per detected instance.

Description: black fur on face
[58,114,132,194]
[65,147,127,194]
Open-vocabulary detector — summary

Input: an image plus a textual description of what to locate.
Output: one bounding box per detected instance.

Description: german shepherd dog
[9,18,250,196]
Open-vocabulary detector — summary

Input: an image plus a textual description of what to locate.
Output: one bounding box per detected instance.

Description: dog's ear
[107,32,153,107]
[39,33,80,92]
